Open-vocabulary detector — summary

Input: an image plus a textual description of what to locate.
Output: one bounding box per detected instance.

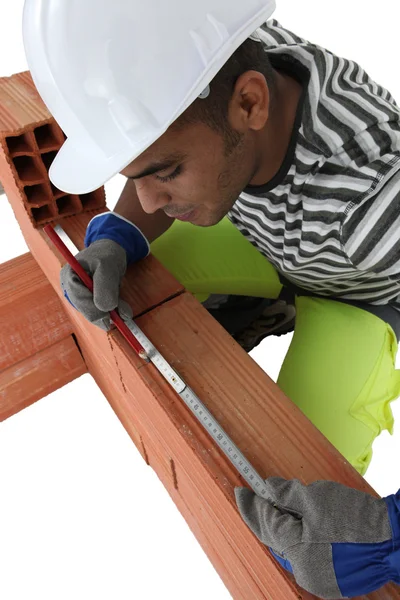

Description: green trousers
[151,217,400,476]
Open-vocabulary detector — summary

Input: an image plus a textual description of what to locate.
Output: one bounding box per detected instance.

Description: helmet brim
[49,134,157,194]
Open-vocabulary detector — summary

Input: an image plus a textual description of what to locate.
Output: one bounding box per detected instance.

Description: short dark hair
[176,38,277,152]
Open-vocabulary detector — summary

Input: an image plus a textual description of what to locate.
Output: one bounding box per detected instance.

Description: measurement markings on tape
[56,225,272,502]
[127,319,186,393]
[125,317,270,499]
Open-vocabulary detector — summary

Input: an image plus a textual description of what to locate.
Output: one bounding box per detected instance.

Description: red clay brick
[0,72,105,227]
[0,336,86,421]
[1,71,399,599]
[0,252,74,370]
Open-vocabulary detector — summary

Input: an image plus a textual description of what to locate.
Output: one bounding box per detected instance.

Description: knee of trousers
[277,295,400,476]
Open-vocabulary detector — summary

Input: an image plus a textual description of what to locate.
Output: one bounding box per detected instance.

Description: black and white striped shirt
[228,19,400,309]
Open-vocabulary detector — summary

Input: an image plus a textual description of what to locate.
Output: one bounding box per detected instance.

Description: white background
[1,1,400,599]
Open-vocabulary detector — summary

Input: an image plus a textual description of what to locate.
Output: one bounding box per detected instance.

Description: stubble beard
[215,132,251,220]
[191,126,252,227]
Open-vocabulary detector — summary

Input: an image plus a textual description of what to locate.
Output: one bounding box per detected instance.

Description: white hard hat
[22,0,276,194]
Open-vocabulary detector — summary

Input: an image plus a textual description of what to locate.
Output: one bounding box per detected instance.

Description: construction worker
[22,0,400,597]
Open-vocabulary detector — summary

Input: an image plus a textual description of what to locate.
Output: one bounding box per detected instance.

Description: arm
[235,478,400,598]
[341,157,400,278]
[61,178,175,329]
[114,178,175,243]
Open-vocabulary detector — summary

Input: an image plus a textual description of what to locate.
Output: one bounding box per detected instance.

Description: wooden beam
[0,336,86,421]
[0,71,399,599]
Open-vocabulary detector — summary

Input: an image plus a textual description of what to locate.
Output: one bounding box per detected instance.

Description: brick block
[0,336,86,421]
[0,70,399,599]
[0,72,105,227]
[0,252,74,370]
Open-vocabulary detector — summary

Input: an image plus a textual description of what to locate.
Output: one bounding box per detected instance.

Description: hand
[235,477,400,599]
[60,238,132,330]
[59,211,150,330]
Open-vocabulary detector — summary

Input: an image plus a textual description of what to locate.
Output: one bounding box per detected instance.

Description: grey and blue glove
[235,477,400,598]
[60,212,150,330]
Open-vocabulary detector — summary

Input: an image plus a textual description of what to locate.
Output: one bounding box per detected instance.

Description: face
[120,118,257,227]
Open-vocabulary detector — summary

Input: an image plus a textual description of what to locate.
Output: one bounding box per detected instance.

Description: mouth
[165,209,196,222]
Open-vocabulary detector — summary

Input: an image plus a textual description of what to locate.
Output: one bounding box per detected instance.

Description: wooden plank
[0,71,399,599]
[0,336,87,421]
[0,252,74,370]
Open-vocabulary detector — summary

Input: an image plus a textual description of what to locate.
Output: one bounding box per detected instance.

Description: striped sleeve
[341,154,400,278]
[259,19,310,47]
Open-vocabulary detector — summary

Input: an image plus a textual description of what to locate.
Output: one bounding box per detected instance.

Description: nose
[136,182,171,214]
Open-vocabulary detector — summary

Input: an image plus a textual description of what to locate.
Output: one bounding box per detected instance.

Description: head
[121,38,278,226]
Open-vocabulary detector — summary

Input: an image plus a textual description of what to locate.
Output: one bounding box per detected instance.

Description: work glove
[235,477,400,599]
[60,212,150,330]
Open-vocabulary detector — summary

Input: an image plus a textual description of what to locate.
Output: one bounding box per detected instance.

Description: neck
[249,69,303,186]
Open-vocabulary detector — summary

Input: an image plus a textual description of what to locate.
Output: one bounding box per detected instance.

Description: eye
[155,165,182,183]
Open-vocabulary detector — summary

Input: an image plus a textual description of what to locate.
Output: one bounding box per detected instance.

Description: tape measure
[54,225,273,502]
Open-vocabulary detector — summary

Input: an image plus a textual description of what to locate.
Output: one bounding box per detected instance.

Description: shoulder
[257,19,311,48]
[341,154,400,272]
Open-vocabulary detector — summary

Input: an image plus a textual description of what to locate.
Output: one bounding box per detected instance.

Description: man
[23,0,400,596]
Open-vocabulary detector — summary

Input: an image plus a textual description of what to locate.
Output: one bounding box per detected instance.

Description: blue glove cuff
[329,491,400,597]
[85,212,150,264]
[60,281,77,309]
[384,490,400,579]
[268,547,294,574]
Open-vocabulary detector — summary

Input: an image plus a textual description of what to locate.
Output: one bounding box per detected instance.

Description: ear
[228,70,271,133]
